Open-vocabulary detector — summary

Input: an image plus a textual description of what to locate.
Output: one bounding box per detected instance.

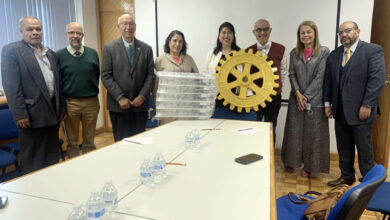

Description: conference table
[0,119,276,219]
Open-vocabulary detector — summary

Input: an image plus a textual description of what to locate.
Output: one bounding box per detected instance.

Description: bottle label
[154,165,163,170]
[140,172,151,177]
[104,198,117,205]
[87,209,105,218]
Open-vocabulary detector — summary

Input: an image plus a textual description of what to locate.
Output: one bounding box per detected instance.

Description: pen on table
[123,139,142,145]
[166,162,187,166]
[201,128,221,131]
[237,127,253,132]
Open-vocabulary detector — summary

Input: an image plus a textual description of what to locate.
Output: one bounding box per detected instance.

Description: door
[371,0,390,168]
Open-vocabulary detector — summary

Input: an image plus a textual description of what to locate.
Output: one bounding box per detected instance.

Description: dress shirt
[256,41,288,86]
[29,44,55,98]
[67,45,84,57]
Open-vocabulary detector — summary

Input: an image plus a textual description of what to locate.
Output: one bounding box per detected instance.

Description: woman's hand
[295,90,307,111]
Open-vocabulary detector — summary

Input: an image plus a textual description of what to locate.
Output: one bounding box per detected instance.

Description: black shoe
[327,177,355,187]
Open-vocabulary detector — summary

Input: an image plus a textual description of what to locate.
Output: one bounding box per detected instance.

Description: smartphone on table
[235,153,263,165]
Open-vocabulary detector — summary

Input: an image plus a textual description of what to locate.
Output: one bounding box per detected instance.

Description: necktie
[74,51,81,57]
[126,46,134,65]
[344,49,351,66]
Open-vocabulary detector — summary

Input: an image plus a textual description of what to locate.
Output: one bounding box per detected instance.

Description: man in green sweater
[57,22,100,158]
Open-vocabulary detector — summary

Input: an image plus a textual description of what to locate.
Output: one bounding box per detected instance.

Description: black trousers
[335,106,374,179]
[256,94,281,143]
[109,110,148,142]
[19,125,60,175]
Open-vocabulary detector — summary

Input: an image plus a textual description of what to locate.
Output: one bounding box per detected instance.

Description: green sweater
[57,46,100,98]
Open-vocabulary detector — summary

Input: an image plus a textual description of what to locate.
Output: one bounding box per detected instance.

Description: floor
[1,131,388,219]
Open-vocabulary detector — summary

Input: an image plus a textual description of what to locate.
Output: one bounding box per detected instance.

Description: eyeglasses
[67,31,83,36]
[120,22,136,26]
[338,27,356,36]
[254,27,270,33]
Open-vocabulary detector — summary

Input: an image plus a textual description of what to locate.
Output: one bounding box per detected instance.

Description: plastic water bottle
[86,190,105,219]
[140,159,154,184]
[153,152,166,180]
[68,204,87,220]
[185,129,200,149]
[101,181,118,213]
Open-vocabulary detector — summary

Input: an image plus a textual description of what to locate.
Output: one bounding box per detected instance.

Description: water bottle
[185,129,200,149]
[101,181,118,213]
[140,159,154,184]
[68,204,87,220]
[153,152,166,180]
[86,190,105,219]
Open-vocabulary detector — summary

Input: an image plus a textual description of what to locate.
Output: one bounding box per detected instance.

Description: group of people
[1,13,385,189]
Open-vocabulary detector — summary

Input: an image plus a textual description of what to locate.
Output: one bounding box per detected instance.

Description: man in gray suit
[324,21,385,186]
[1,16,66,174]
[101,14,154,141]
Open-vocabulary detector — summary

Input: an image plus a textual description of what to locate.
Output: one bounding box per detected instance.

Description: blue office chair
[0,108,66,160]
[277,165,387,220]
[0,149,19,182]
[367,182,390,219]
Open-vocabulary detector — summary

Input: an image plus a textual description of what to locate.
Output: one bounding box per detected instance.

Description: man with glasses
[246,19,287,143]
[101,14,154,141]
[57,22,100,157]
[1,16,66,174]
[324,21,385,186]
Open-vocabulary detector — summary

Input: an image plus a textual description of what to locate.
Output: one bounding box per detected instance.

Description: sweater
[57,46,100,98]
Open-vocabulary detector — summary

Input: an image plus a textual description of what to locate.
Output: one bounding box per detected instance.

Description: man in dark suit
[323,21,385,186]
[246,19,287,143]
[101,14,154,141]
[1,16,66,174]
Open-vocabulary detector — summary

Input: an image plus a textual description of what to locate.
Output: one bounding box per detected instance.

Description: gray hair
[19,16,41,29]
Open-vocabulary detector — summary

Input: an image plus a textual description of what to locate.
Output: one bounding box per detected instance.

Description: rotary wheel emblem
[214,49,279,113]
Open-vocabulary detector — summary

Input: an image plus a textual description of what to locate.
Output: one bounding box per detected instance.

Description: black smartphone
[235,153,263,165]
[0,196,8,209]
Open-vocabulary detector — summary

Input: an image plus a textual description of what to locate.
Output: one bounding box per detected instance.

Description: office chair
[277,165,387,220]
[367,182,390,220]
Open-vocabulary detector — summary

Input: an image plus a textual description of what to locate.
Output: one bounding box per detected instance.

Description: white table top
[0,119,275,220]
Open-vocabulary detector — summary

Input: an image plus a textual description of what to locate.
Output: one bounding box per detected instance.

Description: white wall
[134,0,374,152]
[75,0,104,129]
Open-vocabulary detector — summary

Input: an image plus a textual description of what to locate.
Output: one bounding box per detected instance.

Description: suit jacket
[1,40,65,128]
[323,40,385,125]
[101,37,154,112]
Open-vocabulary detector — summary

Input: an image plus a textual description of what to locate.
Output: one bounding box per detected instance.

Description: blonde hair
[295,20,321,58]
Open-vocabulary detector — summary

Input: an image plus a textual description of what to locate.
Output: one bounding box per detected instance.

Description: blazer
[1,40,65,128]
[203,49,223,75]
[101,37,155,113]
[155,53,199,73]
[289,46,329,107]
[323,40,385,125]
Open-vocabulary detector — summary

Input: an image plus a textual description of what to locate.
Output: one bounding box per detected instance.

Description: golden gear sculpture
[214,49,279,113]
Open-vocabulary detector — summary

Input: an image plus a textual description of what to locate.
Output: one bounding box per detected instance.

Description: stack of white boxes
[155,72,218,120]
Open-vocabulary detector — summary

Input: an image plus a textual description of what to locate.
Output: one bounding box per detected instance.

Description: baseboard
[275,148,340,162]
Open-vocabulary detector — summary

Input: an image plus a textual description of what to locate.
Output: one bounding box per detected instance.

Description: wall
[134,0,374,152]
[76,0,104,129]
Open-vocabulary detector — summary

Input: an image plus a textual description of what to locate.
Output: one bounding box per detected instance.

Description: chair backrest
[327,165,387,220]
[0,108,19,139]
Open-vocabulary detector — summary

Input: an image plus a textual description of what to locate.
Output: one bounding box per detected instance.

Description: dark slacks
[109,110,148,142]
[256,94,281,143]
[19,125,60,175]
[335,106,374,179]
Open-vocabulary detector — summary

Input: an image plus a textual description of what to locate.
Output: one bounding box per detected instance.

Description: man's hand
[118,97,131,109]
[359,105,371,120]
[131,96,144,107]
[325,106,333,119]
[17,118,30,128]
